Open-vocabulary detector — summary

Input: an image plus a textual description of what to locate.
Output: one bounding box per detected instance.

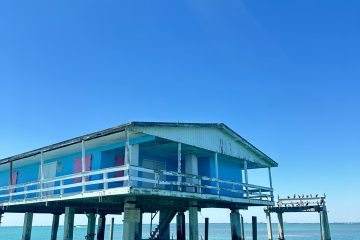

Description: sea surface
[0,223,359,239]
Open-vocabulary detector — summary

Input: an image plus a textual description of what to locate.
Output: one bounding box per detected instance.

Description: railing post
[214,152,219,195]
[177,142,182,191]
[40,151,44,198]
[81,140,86,193]
[244,160,249,198]
[103,173,108,190]
[60,180,64,196]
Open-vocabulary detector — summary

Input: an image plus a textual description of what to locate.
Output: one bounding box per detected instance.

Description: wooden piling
[205,217,209,240]
[265,211,273,240]
[252,216,257,240]
[50,214,60,240]
[159,210,170,239]
[277,212,285,240]
[97,214,106,240]
[87,213,96,240]
[189,201,199,240]
[230,209,241,240]
[22,212,33,240]
[63,207,75,240]
[176,212,186,240]
[109,217,114,240]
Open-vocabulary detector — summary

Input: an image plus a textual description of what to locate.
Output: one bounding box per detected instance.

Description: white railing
[0,165,273,204]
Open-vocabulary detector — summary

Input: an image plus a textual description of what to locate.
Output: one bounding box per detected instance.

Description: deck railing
[0,165,273,204]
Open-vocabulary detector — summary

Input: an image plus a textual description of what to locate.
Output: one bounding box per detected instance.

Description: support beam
[50,214,60,240]
[176,212,186,240]
[63,207,75,240]
[277,212,285,240]
[123,198,142,240]
[189,201,199,240]
[214,152,219,195]
[268,168,274,202]
[109,217,115,240]
[97,214,106,240]
[87,213,96,240]
[252,216,257,240]
[265,211,273,240]
[244,161,249,198]
[230,209,241,240]
[240,214,245,240]
[22,212,33,240]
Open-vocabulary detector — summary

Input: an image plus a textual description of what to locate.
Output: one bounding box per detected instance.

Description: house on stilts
[0,122,278,240]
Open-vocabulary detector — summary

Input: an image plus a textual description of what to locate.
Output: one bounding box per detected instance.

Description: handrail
[0,164,273,203]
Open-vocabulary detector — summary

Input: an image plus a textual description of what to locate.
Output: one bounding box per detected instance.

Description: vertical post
[189,201,199,240]
[50,214,60,240]
[63,207,75,240]
[97,214,106,240]
[240,214,245,240]
[205,218,209,240]
[178,142,182,191]
[252,216,257,240]
[87,213,96,240]
[124,129,131,187]
[109,217,114,240]
[81,140,86,193]
[9,161,13,185]
[230,209,241,240]
[40,151,44,198]
[176,211,186,240]
[214,152,219,195]
[277,212,284,240]
[268,168,274,202]
[22,212,33,240]
[265,211,273,240]
[244,161,249,198]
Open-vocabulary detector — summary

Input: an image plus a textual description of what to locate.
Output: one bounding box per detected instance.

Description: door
[39,162,57,196]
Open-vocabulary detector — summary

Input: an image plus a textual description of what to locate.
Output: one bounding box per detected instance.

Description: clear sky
[0,1,359,226]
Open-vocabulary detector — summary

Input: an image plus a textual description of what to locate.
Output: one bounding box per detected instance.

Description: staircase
[149,210,177,240]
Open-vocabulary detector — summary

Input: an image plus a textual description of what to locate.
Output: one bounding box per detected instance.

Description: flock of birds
[276,194,326,208]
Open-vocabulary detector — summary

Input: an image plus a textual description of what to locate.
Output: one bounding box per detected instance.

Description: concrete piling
[240,214,245,240]
[22,212,33,240]
[63,207,75,240]
[109,217,115,240]
[320,206,331,240]
[277,212,284,240]
[265,212,273,240]
[189,201,199,240]
[159,211,170,239]
[230,209,241,240]
[97,214,106,240]
[123,198,142,240]
[252,216,257,240]
[50,214,60,240]
[176,212,186,240]
[86,213,96,240]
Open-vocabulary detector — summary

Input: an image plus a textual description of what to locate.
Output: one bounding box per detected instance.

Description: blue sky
[0,1,359,225]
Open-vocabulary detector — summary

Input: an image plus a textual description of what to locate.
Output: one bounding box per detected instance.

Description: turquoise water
[1,223,359,239]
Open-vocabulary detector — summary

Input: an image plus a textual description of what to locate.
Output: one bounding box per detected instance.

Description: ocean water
[0,223,359,239]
